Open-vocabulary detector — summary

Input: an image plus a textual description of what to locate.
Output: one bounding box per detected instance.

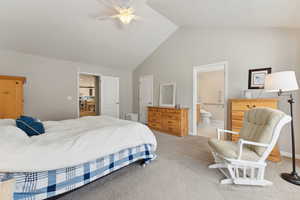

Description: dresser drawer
[163,113,180,120]
[164,119,180,128]
[232,120,243,129]
[232,101,278,111]
[148,107,158,112]
[148,122,161,130]
[232,102,253,111]
[166,126,180,134]
[231,134,240,142]
[231,111,245,121]
[148,117,160,123]
[232,128,241,133]
[148,111,161,118]
[251,102,277,109]
[161,107,180,113]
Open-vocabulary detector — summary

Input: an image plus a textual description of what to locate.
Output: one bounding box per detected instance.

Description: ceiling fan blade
[111,14,120,19]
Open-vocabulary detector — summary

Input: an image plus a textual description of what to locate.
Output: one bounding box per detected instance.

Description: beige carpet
[56,132,300,200]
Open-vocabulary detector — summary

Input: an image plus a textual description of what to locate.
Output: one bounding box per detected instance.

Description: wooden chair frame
[209,115,291,186]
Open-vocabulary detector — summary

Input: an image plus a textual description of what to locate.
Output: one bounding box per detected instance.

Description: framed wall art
[248,68,272,89]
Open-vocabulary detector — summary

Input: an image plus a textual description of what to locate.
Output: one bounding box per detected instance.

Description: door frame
[139,75,154,123]
[77,72,102,118]
[192,61,229,136]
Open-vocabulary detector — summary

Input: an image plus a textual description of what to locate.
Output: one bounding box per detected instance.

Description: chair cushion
[240,108,286,156]
[208,138,260,161]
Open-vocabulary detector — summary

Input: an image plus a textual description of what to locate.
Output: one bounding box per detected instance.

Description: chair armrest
[217,128,239,140]
[239,139,269,147]
[237,139,269,160]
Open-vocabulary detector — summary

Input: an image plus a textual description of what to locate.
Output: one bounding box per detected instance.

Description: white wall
[0,49,132,121]
[133,28,300,154]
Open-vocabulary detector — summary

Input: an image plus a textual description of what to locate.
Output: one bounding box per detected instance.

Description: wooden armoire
[0,75,26,119]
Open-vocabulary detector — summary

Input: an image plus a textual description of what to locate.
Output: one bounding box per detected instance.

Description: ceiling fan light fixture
[119,14,135,24]
[94,2,140,25]
[115,7,136,24]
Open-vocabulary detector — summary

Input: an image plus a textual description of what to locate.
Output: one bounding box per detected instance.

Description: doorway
[139,75,153,124]
[193,62,228,137]
[79,74,100,117]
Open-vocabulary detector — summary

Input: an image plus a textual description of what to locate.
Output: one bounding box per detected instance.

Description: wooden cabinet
[0,75,26,119]
[148,107,189,137]
[229,99,281,162]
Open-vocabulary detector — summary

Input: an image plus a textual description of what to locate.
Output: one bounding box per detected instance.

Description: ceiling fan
[95,0,141,25]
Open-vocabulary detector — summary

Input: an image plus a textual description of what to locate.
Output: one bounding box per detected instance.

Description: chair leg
[257,167,265,180]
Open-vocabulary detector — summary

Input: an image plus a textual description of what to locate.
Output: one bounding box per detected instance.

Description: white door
[101,76,120,118]
[139,75,153,124]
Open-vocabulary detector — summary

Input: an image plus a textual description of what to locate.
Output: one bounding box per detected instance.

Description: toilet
[200,109,212,124]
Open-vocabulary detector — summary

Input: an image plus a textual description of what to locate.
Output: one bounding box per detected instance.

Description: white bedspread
[0,116,157,173]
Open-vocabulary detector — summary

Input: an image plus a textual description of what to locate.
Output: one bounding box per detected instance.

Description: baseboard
[280,151,300,160]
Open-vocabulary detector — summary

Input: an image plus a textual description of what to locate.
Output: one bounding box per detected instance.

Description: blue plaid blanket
[1,144,156,200]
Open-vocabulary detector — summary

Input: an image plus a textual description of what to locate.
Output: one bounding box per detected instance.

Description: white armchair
[208,108,292,186]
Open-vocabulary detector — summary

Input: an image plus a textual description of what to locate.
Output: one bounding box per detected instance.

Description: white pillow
[0,119,16,127]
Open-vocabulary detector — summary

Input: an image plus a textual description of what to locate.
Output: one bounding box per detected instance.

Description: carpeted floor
[56,132,300,200]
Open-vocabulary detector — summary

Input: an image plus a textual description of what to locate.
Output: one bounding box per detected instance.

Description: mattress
[5,144,156,200]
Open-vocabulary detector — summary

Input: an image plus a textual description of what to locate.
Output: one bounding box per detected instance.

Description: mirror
[159,83,176,107]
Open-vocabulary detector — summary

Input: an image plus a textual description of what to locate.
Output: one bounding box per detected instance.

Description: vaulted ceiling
[0,0,177,70]
[0,0,299,70]
[149,0,300,28]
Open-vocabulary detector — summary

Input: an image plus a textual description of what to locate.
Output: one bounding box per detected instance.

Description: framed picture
[248,68,272,89]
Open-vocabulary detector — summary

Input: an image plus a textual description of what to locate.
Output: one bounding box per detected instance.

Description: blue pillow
[19,116,36,124]
[16,116,45,137]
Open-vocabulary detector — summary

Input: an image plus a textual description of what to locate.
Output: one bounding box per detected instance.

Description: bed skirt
[2,144,156,200]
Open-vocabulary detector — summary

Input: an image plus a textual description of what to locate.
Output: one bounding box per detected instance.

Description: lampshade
[265,71,299,93]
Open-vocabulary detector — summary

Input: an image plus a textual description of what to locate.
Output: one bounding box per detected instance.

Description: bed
[0,116,157,200]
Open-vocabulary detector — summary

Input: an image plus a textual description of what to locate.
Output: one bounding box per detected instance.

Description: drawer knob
[246,104,256,109]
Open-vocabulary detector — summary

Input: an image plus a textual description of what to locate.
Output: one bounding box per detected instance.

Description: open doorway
[193,62,228,138]
[79,74,100,117]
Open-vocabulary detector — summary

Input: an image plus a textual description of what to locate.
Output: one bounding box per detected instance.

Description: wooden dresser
[0,75,26,119]
[148,107,189,137]
[229,98,281,162]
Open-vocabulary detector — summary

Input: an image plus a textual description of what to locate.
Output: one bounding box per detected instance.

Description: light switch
[67,96,73,101]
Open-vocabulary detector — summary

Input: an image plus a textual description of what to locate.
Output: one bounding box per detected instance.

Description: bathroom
[197,68,225,137]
